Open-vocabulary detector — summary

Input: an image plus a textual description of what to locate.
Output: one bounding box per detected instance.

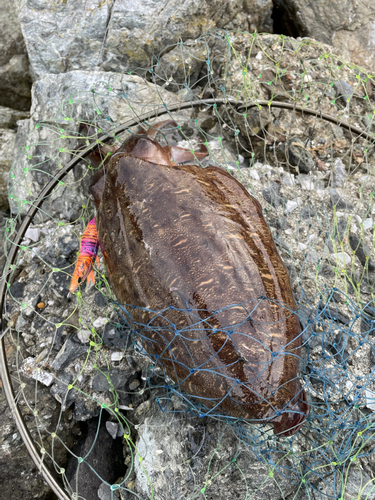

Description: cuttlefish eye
[78,277,82,284]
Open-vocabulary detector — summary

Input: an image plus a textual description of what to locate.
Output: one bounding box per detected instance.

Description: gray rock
[318,263,335,278]
[52,337,89,371]
[333,217,349,241]
[19,0,272,79]
[95,292,107,308]
[329,188,354,211]
[333,80,354,105]
[0,55,32,112]
[300,205,317,220]
[50,371,75,409]
[306,250,319,264]
[131,399,300,499]
[105,421,122,440]
[272,0,375,72]
[296,174,315,190]
[154,42,206,87]
[98,482,121,500]
[280,172,295,186]
[285,198,302,214]
[51,265,75,298]
[262,181,283,209]
[66,418,125,500]
[0,106,30,129]
[349,233,375,272]
[24,226,40,242]
[0,128,16,211]
[285,137,315,174]
[102,323,132,350]
[0,1,31,111]
[73,399,101,421]
[9,281,25,299]
[331,158,347,188]
[8,70,182,220]
[268,215,289,230]
[58,234,79,259]
[92,367,132,392]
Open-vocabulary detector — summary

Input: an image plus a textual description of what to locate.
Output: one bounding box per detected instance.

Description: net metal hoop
[0,96,373,499]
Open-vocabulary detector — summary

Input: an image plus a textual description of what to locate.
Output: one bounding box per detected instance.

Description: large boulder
[19,0,273,80]
[0,1,31,110]
[8,70,186,220]
[273,0,375,72]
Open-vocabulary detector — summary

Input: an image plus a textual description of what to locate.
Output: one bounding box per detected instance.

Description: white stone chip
[111,352,124,362]
[298,176,314,190]
[298,242,307,251]
[362,218,373,230]
[307,233,317,243]
[106,421,119,439]
[32,368,54,387]
[332,158,347,188]
[281,173,295,186]
[285,198,302,214]
[77,329,91,344]
[93,317,108,329]
[249,169,260,180]
[330,252,352,267]
[25,227,41,242]
[366,389,375,411]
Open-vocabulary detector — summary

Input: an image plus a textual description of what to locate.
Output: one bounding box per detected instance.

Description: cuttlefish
[70,119,308,436]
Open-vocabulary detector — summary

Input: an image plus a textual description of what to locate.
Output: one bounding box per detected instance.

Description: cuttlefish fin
[165,143,209,164]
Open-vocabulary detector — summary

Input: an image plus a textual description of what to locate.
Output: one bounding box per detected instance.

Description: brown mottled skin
[89,120,309,436]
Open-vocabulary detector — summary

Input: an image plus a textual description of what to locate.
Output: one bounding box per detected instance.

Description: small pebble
[93,317,108,329]
[330,252,352,267]
[285,199,301,214]
[111,352,124,362]
[249,169,260,180]
[281,173,295,186]
[25,227,41,243]
[129,379,140,391]
[106,421,120,440]
[332,158,347,188]
[37,302,45,309]
[362,218,373,230]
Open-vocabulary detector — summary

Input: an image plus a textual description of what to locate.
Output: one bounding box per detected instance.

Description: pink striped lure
[69,217,100,293]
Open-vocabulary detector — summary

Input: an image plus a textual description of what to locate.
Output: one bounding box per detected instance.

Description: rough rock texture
[0,128,16,211]
[130,400,300,500]
[273,0,375,72]
[8,70,185,219]
[0,106,30,130]
[0,335,81,500]
[0,1,31,110]
[18,0,273,79]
